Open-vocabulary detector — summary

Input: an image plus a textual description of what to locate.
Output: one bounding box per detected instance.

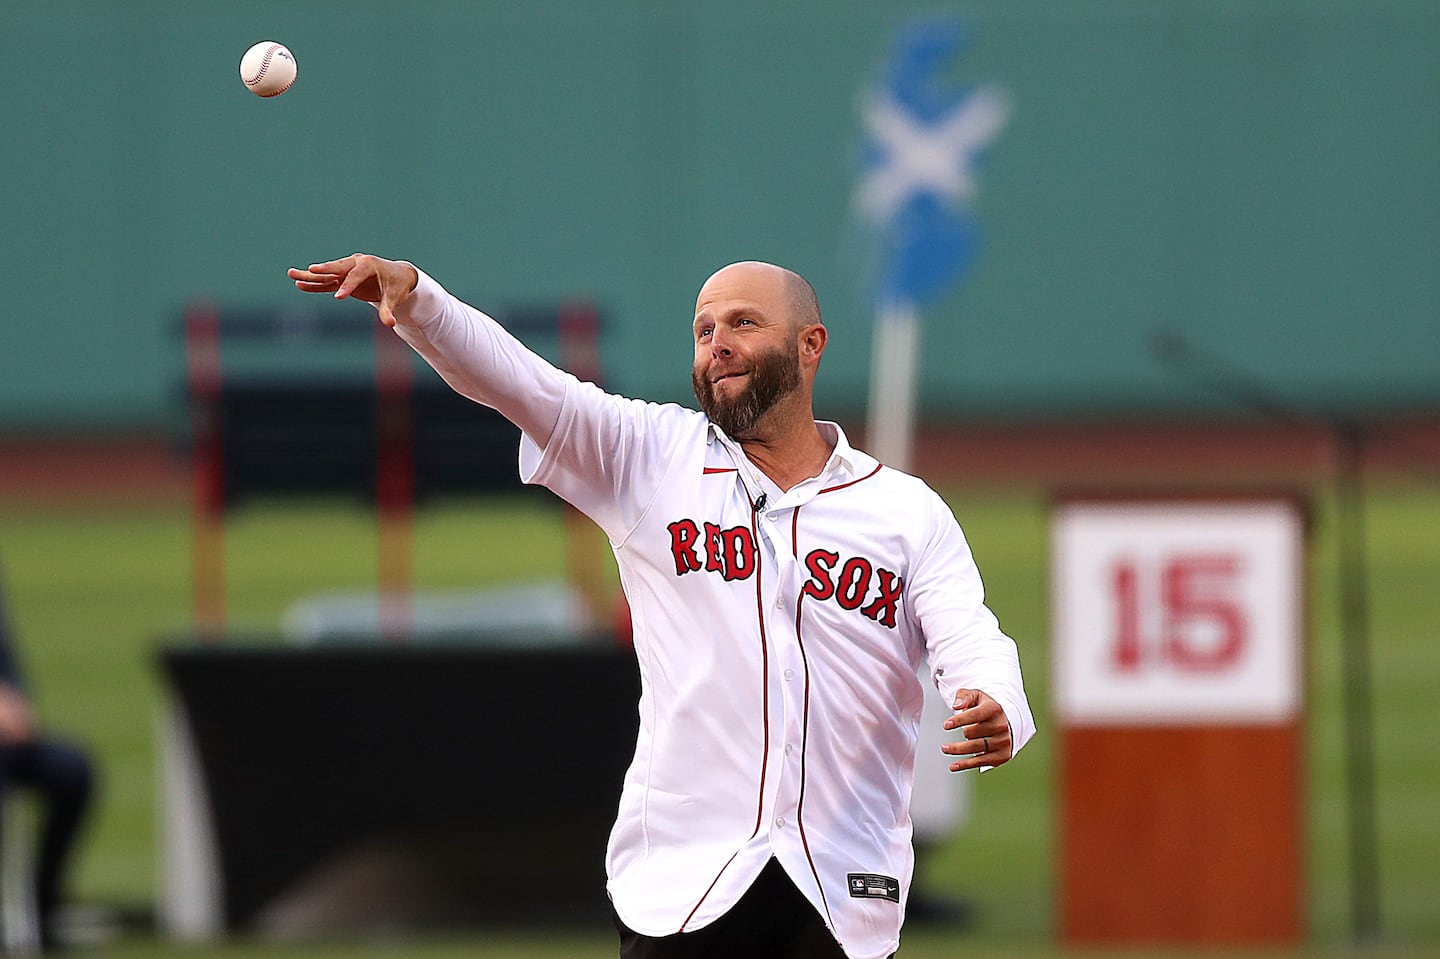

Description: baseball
[239,41,297,98]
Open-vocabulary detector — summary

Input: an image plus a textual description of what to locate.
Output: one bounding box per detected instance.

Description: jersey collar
[705,418,867,487]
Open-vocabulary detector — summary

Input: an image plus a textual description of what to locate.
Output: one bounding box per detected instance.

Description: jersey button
[783,668,794,681]
[784,743,794,756]
[775,816,786,829]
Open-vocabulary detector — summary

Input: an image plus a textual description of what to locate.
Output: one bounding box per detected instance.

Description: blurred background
[0,1,1436,957]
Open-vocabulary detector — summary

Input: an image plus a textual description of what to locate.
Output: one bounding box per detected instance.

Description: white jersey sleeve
[387,267,681,544]
[516,388,697,546]
[388,267,571,450]
[909,491,1036,760]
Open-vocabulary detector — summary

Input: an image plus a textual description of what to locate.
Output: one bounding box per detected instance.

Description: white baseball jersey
[391,269,1035,959]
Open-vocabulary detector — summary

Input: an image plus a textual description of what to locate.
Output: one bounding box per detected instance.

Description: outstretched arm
[289,253,569,448]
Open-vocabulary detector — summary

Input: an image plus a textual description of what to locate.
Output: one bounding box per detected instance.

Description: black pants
[612,858,851,959]
[0,738,95,944]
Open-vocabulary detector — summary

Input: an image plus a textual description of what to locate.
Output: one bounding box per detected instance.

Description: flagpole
[866,299,920,472]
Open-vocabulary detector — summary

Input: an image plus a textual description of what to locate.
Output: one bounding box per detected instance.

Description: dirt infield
[2,417,1437,508]
[0,436,189,508]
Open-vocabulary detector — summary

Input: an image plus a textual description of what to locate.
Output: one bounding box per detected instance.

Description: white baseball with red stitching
[239,41,297,98]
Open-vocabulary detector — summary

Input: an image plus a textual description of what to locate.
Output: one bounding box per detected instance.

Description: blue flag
[854,19,1010,310]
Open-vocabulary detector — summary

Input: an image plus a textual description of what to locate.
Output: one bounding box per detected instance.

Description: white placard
[1052,499,1303,726]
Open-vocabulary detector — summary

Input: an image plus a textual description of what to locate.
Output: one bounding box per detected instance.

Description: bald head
[781,268,821,332]
[699,261,822,334]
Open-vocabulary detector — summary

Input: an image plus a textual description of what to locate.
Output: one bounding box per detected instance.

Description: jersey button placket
[762,504,804,850]
[757,507,793,613]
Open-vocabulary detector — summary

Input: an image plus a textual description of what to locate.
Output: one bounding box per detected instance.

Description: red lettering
[802,549,839,600]
[703,522,724,573]
[860,568,904,628]
[802,550,902,629]
[836,557,872,610]
[667,519,757,581]
[667,519,702,575]
[1163,555,1245,671]
[1112,561,1142,671]
[1109,554,1247,671]
[721,526,757,581]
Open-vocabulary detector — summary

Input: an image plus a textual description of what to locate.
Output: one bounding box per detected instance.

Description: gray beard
[692,345,801,440]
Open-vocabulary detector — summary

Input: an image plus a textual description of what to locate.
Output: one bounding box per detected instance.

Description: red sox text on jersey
[668,520,904,629]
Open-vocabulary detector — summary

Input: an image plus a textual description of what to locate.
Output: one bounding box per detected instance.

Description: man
[0,560,95,953]
[289,254,1034,959]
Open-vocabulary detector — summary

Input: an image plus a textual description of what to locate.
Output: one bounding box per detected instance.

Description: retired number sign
[1052,498,1303,726]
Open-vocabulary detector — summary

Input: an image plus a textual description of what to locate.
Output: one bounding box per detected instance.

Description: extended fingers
[288,256,353,293]
[289,274,339,294]
[941,726,1012,771]
[287,254,413,326]
[940,725,1008,756]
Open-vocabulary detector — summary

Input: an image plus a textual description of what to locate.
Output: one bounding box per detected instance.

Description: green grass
[0,485,1437,957]
[80,930,1440,959]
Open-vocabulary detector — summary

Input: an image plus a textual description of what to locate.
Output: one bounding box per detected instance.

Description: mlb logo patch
[847,872,900,903]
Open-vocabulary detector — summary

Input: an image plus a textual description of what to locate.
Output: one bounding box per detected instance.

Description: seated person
[0,561,95,951]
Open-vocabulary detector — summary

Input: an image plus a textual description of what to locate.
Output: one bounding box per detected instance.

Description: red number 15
[1112,555,1247,672]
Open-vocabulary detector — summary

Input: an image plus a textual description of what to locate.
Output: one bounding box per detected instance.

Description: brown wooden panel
[1059,723,1302,944]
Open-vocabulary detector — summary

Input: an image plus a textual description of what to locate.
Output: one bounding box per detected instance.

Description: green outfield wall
[2,0,1436,433]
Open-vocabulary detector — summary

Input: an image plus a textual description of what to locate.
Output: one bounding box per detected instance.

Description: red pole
[375,324,414,641]
[557,303,622,638]
[185,303,225,641]
[558,302,602,387]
